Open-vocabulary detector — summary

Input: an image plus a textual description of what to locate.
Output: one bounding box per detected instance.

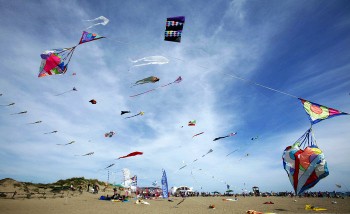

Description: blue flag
[161,169,169,198]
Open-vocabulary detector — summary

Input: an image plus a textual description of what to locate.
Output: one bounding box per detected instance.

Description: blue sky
[0,0,349,193]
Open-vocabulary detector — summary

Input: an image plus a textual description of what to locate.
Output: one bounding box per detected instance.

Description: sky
[0,0,349,194]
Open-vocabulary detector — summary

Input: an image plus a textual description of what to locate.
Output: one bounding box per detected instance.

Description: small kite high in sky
[282,128,329,195]
[251,136,258,141]
[188,120,196,126]
[118,151,143,159]
[54,87,77,96]
[130,56,169,67]
[27,120,42,125]
[130,76,182,97]
[56,141,75,146]
[105,163,115,169]
[84,16,109,29]
[0,102,15,106]
[81,152,94,156]
[121,111,131,115]
[124,111,144,119]
[299,98,349,125]
[164,16,185,43]
[213,132,237,141]
[89,99,97,104]
[38,31,105,77]
[202,149,213,157]
[132,76,160,87]
[10,111,27,115]
[44,130,58,134]
[105,131,115,138]
[192,132,204,138]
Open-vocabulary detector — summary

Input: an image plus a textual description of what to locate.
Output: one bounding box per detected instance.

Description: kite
[152,181,158,186]
[251,136,259,141]
[44,130,58,134]
[202,149,213,157]
[121,111,131,115]
[239,153,249,161]
[226,149,239,157]
[124,111,144,119]
[56,141,75,146]
[105,163,115,169]
[84,16,109,29]
[82,152,94,156]
[118,151,143,159]
[299,98,349,125]
[27,120,42,125]
[10,111,27,115]
[213,132,237,141]
[130,76,182,97]
[282,128,329,195]
[89,99,97,104]
[164,16,185,43]
[132,76,160,87]
[105,131,115,138]
[130,56,169,67]
[38,31,105,77]
[188,120,196,126]
[54,87,77,96]
[192,132,204,138]
[0,102,15,106]
[179,165,187,170]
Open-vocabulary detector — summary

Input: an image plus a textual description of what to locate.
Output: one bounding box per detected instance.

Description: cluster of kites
[2,14,349,196]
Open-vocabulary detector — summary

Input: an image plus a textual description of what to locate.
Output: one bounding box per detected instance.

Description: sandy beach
[1,190,350,214]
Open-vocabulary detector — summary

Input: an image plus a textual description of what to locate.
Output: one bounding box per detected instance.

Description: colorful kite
[0,102,15,106]
[299,98,349,125]
[130,76,182,97]
[192,132,204,138]
[27,120,42,125]
[130,56,169,67]
[124,111,144,119]
[54,87,77,96]
[89,99,97,104]
[84,16,109,29]
[38,31,105,77]
[213,132,237,141]
[10,111,27,115]
[188,120,196,126]
[282,128,329,195]
[105,131,115,138]
[118,151,143,159]
[164,16,185,43]
[56,141,75,146]
[132,76,160,87]
[121,111,131,115]
[44,130,58,134]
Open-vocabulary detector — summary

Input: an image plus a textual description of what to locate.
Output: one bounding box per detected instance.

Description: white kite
[130,56,169,67]
[84,16,109,29]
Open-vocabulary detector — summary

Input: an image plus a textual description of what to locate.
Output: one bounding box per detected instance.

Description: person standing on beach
[87,183,90,192]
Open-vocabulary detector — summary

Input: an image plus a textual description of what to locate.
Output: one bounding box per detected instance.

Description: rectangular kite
[164,16,185,43]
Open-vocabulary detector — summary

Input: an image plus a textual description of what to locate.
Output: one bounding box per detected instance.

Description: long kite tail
[129,88,157,97]
[124,112,141,119]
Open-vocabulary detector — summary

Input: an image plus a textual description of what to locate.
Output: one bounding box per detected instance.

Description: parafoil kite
[213,132,237,141]
[84,16,109,29]
[282,128,329,195]
[124,111,144,119]
[188,120,196,126]
[130,56,169,67]
[132,76,160,87]
[38,31,105,77]
[299,98,349,125]
[89,99,97,104]
[54,87,77,96]
[105,131,115,138]
[164,16,185,43]
[118,151,143,159]
[130,76,182,97]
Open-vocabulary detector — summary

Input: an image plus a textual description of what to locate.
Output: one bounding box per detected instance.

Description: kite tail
[130,89,156,97]
[124,113,141,119]
[54,90,72,96]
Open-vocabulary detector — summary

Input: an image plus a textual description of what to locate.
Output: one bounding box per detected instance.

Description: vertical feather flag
[161,169,169,198]
[299,98,349,125]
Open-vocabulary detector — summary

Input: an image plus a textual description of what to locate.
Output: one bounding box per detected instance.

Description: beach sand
[1,192,350,214]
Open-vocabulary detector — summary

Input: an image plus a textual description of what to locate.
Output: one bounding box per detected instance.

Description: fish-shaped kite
[213,132,237,141]
[132,76,160,87]
[118,151,143,159]
[130,76,182,97]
